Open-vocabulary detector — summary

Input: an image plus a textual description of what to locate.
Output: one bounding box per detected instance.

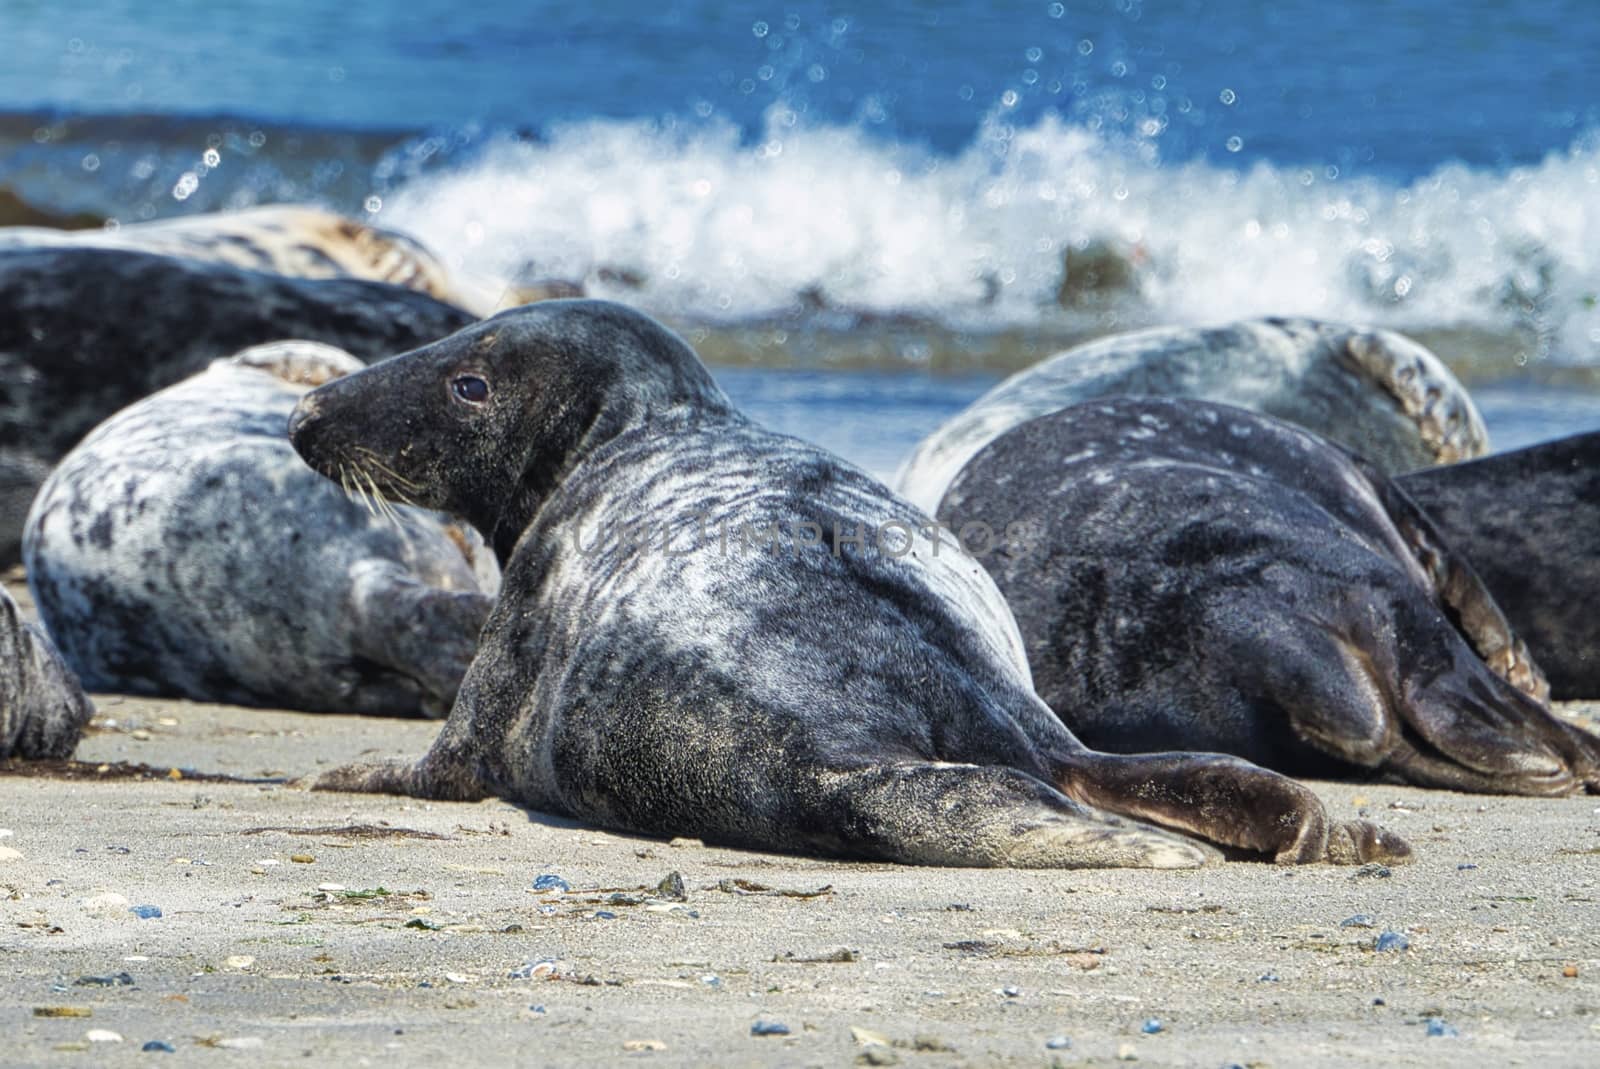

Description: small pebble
[129,905,162,920]
[289,854,315,864]
[142,1041,177,1053]
[85,1029,124,1043]
[1340,914,1377,928]
[1116,1043,1138,1061]
[223,956,255,970]
[750,1020,790,1036]
[1353,863,1392,878]
[622,1039,666,1052]
[532,874,571,893]
[1457,863,1478,871]
[858,1050,898,1066]
[1425,1017,1459,1038]
[850,1026,890,1047]
[1374,931,1410,952]
[1372,997,1386,1006]
[1045,1035,1072,1049]
[1257,971,1279,982]
[216,1037,263,1050]
[1002,985,1021,998]
[81,892,130,912]
[1141,1018,1163,1034]
[0,845,23,862]
[594,910,617,920]
[74,973,135,987]
[1563,965,1580,978]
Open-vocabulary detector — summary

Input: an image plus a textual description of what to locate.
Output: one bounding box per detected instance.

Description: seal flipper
[1053,750,1412,865]
[347,560,494,717]
[224,339,366,387]
[1374,473,1548,700]
[810,763,1218,869]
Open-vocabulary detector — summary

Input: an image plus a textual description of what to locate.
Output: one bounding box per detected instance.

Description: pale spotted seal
[286,300,1408,868]
[936,397,1599,795]
[1399,431,1600,699]
[895,317,1486,515]
[0,244,475,561]
[24,341,498,716]
[0,585,93,760]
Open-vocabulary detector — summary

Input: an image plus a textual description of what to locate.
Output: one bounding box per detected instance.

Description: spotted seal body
[0,585,93,759]
[0,244,475,562]
[24,341,498,716]
[896,317,1486,515]
[937,397,1599,795]
[1399,431,1600,699]
[286,300,1408,868]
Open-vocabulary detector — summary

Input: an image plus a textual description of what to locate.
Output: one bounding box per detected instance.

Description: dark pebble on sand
[1457,863,1478,870]
[1340,914,1377,929]
[1141,1018,1163,1034]
[1425,1017,1459,1037]
[1045,1035,1072,1050]
[1353,863,1392,879]
[128,905,162,920]
[141,1041,176,1053]
[532,874,571,892]
[1374,931,1410,952]
[74,973,134,987]
[751,1020,791,1036]
[1257,972,1279,982]
[594,910,617,920]
[1002,986,1021,998]
[655,871,687,900]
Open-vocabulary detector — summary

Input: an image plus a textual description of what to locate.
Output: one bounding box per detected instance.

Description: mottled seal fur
[0,244,475,562]
[286,300,1408,868]
[937,397,1599,795]
[25,341,498,716]
[1399,431,1600,699]
[896,317,1486,514]
[0,585,93,759]
[0,204,460,302]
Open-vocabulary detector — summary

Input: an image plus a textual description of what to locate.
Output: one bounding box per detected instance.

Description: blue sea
[3,0,1599,473]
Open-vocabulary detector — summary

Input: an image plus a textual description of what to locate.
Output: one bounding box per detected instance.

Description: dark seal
[0,585,93,760]
[0,245,476,562]
[1399,431,1600,699]
[937,397,1600,795]
[895,317,1485,515]
[287,300,1408,868]
[25,341,497,716]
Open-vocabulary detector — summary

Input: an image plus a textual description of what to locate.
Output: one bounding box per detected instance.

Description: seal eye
[451,375,490,405]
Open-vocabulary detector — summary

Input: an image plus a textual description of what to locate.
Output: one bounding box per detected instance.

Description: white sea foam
[378,109,1600,364]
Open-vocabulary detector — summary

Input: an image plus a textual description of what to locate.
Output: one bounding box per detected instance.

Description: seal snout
[286,395,331,471]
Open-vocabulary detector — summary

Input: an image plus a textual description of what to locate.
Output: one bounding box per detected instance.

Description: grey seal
[1,585,93,759]
[936,397,1599,795]
[1399,431,1600,699]
[0,244,475,562]
[895,317,1486,515]
[25,341,498,716]
[0,205,514,315]
[286,300,1408,868]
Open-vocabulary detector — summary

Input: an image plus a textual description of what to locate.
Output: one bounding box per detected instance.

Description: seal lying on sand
[936,397,1599,795]
[287,300,1408,867]
[25,341,498,716]
[0,205,535,315]
[896,317,1486,514]
[0,245,475,562]
[0,586,92,760]
[1399,431,1600,699]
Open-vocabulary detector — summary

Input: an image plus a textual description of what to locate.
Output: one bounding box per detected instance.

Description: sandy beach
[5,577,1599,1068]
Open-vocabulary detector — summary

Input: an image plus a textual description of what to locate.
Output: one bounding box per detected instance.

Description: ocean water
[3,0,1600,457]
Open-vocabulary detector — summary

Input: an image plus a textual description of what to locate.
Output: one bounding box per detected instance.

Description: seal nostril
[286,400,322,454]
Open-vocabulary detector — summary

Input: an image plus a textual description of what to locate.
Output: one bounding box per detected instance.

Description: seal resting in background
[0,205,540,316]
[25,341,497,716]
[1399,431,1600,699]
[0,585,93,759]
[895,317,1486,514]
[936,397,1600,795]
[0,245,475,562]
[287,300,1409,868]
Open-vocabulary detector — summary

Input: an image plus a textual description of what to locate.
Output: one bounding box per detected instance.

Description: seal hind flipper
[1056,750,1413,865]
[1339,328,1489,464]
[812,763,1218,869]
